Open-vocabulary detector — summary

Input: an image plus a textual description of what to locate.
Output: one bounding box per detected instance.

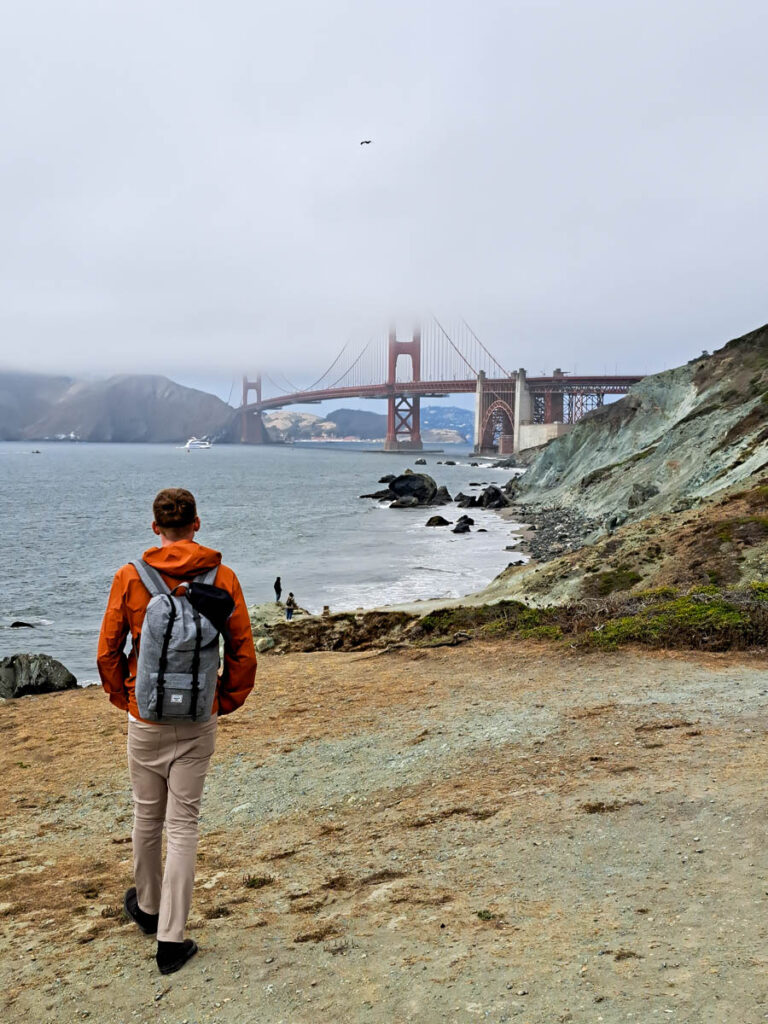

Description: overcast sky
[1,0,766,397]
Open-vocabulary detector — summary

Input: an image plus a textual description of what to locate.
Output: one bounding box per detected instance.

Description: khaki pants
[127,717,217,943]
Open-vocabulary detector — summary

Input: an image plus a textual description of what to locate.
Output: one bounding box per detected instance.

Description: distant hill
[263,406,470,443]
[421,406,474,441]
[324,408,386,439]
[0,373,74,439]
[0,373,236,442]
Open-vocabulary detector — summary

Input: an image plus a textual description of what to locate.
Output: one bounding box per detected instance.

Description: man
[274,576,282,602]
[285,592,297,620]
[97,488,257,975]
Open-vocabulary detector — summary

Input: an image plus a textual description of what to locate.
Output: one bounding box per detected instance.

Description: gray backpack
[131,560,221,723]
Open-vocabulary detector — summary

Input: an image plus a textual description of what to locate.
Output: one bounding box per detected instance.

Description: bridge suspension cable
[304,340,351,392]
[327,336,377,390]
[261,372,295,396]
[430,317,481,378]
[460,318,510,377]
[274,372,302,392]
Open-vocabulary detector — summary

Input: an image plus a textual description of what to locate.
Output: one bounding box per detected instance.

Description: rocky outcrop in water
[0,654,77,698]
[455,484,512,510]
[360,471,453,508]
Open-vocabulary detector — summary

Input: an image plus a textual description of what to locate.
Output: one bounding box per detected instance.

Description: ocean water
[0,442,526,682]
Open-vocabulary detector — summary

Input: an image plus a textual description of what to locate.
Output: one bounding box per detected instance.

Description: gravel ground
[1,642,767,1023]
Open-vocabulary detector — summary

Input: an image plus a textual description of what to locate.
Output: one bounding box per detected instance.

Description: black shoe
[156,939,198,975]
[123,887,159,936]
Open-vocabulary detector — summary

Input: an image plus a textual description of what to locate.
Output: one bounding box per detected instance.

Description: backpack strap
[196,567,219,586]
[189,606,203,721]
[155,595,177,721]
[131,559,172,597]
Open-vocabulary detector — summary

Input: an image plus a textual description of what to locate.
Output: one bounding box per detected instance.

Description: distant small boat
[185,437,212,450]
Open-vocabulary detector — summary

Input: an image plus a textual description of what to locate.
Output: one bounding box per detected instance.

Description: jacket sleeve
[97,572,131,711]
[217,572,257,715]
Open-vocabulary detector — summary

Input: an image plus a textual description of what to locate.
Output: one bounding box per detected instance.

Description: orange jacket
[97,540,256,722]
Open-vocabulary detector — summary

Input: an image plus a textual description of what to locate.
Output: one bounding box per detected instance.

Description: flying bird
[360,139,372,145]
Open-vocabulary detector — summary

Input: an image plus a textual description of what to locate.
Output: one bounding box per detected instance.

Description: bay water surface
[1,442,525,682]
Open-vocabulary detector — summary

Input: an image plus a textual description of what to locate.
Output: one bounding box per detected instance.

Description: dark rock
[414,458,427,465]
[378,474,396,484]
[456,515,475,526]
[470,462,479,466]
[455,492,479,508]
[0,654,77,698]
[390,496,420,508]
[360,489,394,500]
[426,515,451,527]
[628,483,660,508]
[477,528,487,532]
[389,471,437,505]
[479,485,510,509]
[429,486,453,506]
[452,522,471,534]
[444,460,456,466]
[10,621,34,628]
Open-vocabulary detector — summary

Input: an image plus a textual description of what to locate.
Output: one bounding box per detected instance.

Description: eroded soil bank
[2,642,768,1023]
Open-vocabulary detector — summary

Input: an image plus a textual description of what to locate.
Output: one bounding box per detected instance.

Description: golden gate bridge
[240,320,642,454]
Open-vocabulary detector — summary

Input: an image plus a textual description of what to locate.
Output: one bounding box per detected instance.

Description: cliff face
[15,374,236,443]
[0,373,74,439]
[482,325,768,606]
[518,324,768,521]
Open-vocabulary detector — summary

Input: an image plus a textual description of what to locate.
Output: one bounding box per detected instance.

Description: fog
[1,0,766,385]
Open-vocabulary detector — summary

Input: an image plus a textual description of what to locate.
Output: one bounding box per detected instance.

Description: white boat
[185,437,212,450]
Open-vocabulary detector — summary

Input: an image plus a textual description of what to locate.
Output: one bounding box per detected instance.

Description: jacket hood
[142,540,222,580]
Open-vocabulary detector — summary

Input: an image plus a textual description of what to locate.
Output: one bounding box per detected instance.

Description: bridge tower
[384,327,423,451]
[240,375,272,444]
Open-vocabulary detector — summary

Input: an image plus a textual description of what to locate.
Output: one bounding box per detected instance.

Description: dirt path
[2,643,767,1023]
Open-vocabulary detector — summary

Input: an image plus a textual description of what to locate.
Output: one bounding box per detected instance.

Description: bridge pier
[384,328,423,450]
[473,370,517,455]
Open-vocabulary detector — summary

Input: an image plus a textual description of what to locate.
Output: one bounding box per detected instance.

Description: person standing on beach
[274,576,282,602]
[97,488,257,975]
[285,592,297,620]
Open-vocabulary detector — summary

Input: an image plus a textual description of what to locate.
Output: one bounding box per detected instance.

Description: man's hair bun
[153,488,197,529]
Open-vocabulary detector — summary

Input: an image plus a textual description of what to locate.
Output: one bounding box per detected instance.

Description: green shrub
[584,596,766,651]
[585,569,642,597]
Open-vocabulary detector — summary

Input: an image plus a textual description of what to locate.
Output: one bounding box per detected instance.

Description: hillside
[515,323,768,520]
[479,323,768,604]
[421,405,473,441]
[0,372,74,439]
[15,374,236,443]
[263,406,467,443]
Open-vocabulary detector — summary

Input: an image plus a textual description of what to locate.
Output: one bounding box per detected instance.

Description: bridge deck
[245,376,643,413]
